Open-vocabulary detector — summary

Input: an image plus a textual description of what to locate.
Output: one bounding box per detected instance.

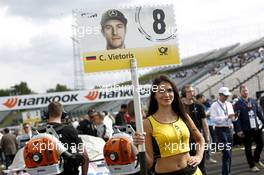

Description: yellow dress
[148,116,203,175]
[194,167,203,175]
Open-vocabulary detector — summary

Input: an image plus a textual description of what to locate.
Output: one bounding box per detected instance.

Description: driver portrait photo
[100,9,127,50]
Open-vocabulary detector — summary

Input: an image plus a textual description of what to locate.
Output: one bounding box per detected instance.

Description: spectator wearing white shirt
[16,123,32,149]
[210,87,235,175]
[93,112,111,141]
[102,111,114,138]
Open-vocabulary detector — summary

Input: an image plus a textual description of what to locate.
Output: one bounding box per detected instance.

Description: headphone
[41,110,68,120]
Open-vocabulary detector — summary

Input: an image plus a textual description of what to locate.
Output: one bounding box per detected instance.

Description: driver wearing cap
[101,9,127,50]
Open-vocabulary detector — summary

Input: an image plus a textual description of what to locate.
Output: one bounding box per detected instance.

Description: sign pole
[130,58,147,175]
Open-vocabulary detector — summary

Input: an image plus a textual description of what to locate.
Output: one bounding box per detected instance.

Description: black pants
[242,129,264,168]
[155,166,197,175]
[5,154,15,169]
[0,149,4,164]
[189,142,207,175]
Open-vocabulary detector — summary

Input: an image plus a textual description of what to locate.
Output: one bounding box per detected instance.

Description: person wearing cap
[77,108,98,137]
[233,85,264,172]
[209,87,235,175]
[101,9,127,50]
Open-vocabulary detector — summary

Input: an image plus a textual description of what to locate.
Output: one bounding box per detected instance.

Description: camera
[41,111,69,120]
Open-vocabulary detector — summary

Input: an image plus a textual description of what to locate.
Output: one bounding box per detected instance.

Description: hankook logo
[85,91,99,101]
[3,98,18,108]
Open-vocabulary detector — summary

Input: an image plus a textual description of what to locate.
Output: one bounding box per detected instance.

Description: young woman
[133,75,205,175]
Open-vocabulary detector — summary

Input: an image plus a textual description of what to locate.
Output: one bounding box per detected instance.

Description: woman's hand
[132,132,145,146]
[187,155,202,167]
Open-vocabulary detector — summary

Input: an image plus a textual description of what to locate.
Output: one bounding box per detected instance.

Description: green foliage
[13,82,32,95]
[0,89,10,97]
[46,84,71,93]
[0,82,32,97]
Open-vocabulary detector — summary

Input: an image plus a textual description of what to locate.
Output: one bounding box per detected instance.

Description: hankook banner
[75,5,180,73]
[0,85,151,111]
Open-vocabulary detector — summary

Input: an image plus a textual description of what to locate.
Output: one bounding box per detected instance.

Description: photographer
[41,102,89,175]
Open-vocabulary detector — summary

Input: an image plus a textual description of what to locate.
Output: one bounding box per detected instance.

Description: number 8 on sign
[135,5,177,41]
[153,9,166,34]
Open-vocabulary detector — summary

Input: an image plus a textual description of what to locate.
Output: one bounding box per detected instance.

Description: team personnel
[101,9,127,50]
[196,93,217,164]
[43,102,89,175]
[210,87,235,175]
[234,85,264,172]
[182,85,210,175]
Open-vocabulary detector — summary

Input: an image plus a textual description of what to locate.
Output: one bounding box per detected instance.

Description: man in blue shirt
[234,85,264,172]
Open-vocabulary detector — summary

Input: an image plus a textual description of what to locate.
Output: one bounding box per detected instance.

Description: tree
[46,84,71,93]
[12,82,32,95]
[0,82,32,97]
[0,89,10,97]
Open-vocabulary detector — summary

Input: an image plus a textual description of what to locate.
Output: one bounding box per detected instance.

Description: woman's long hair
[147,75,187,121]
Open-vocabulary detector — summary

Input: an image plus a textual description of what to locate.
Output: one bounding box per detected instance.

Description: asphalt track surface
[206,146,264,175]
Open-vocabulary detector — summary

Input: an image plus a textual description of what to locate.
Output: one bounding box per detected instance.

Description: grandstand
[232,67,264,98]
[200,57,263,97]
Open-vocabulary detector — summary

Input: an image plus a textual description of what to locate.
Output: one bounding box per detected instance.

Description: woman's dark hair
[147,75,187,121]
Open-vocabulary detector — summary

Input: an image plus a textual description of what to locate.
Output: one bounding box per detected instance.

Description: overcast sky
[0,0,264,93]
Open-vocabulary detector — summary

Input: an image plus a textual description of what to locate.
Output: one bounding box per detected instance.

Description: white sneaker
[251,166,260,172]
[208,158,217,163]
[257,161,264,168]
[240,147,245,150]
